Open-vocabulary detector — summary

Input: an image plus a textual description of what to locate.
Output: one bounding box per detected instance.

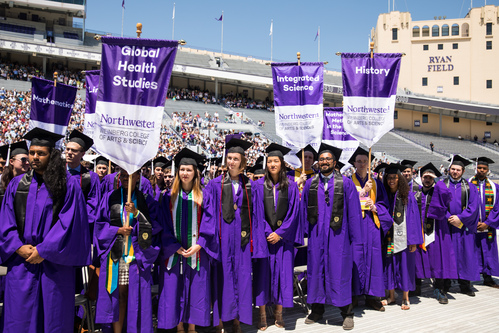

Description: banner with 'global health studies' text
[322,107,359,166]
[272,62,323,152]
[83,70,100,143]
[94,37,178,174]
[341,53,401,148]
[29,77,77,139]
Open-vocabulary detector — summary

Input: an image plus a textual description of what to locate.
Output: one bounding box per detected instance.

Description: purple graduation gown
[300,174,364,307]
[445,178,480,281]
[253,178,302,308]
[472,179,499,276]
[157,191,212,329]
[415,181,456,279]
[197,174,268,325]
[384,192,423,291]
[351,174,392,297]
[0,171,91,333]
[94,189,162,333]
[101,172,153,198]
[68,169,101,229]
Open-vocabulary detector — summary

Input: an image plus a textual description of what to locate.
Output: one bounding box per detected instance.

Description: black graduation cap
[174,148,205,168]
[384,163,407,175]
[142,160,152,169]
[419,162,442,178]
[226,138,252,155]
[215,156,224,167]
[473,157,495,166]
[249,156,265,174]
[24,127,64,148]
[95,155,109,166]
[0,141,28,160]
[374,163,389,173]
[401,159,417,169]
[318,142,342,162]
[153,156,168,169]
[68,130,94,152]
[266,143,292,158]
[295,144,318,161]
[161,159,173,170]
[336,161,345,170]
[448,154,472,168]
[348,147,374,165]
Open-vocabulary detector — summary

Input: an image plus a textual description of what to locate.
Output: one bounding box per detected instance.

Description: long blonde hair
[170,165,203,206]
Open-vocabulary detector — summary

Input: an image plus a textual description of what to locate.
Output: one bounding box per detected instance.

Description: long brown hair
[170,165,203,206]
[225,153,247,175]
[383,172,409,206]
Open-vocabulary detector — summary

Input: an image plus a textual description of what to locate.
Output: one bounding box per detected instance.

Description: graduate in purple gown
[157,148,212,331]
[469,157,499,288]
[66,130,101,236]
[0,128,91,333]
[101,170,154,198]
[252,143,302,330]
[286,144,317,191]
[412,163,449,295]
[96,156,110,183]
[300,143,363,331]
[380,164,423,310]
[0,141,29,205]
[94,169,161,333]
[151,156,168,201]
[349,147,392,311]
[197,138,268,333]
[401,159,419,192]
[435,155,479,299]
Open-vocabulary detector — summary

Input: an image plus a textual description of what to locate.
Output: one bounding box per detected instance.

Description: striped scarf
[167,191,202,272]
[471,176,495,241]
[352,173,380,228]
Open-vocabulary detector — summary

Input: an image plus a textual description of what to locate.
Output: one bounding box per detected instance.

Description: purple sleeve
[0,177,25,264]
[140,177,153,197]
[86,172,101,225]
[274,182,302,246]
[457,182,479,231]
[427,181,452,220]
[157,193,181,262]
[407,193,424,245]
[250,179,269,259]
[36,176,91,266]
[132,198,162,271]
[198,181,221,261]
[374,179,393,234]
[299,177,313,239]
[93,191,120,260]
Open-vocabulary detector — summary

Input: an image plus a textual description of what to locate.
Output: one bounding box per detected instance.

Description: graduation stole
[386,192,406,257]
[263,183,288,232]
[443,177,470,229]
[166,191,202,272]
[352,173,380,228]
[306,171,344,231]
[105,189,137,294]
[470,176,495,241]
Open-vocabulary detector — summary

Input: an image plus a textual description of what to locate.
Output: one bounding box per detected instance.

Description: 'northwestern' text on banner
[341,53,401,148]
[94,37,178,174]
[272,62,324,151]
[322,107,359,166]
[83,70,100,144]
[29,77,77,140]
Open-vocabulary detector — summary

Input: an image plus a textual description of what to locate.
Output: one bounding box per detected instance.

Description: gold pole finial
[370,41,374,58]
[53,71,58,87]
[136,23,143,38]
[297,52,301,66]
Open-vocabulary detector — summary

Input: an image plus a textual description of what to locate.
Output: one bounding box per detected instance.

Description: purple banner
[271,62,324,150]
[322,107,359,164]
[98,37,178,106]
[85,70,100,114]
[29,77,77,136]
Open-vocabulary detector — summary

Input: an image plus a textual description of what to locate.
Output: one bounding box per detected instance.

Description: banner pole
[53,71,57,87]
[296,52,305,172]
[368,42,374,181]
[108,160,112,175]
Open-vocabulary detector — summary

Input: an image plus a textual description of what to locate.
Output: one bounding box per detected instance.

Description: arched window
[452,23,459,36]
[462,23,469,37]
[412,26,420,37]
[422,25,430,37]
[442,24,449,36]
[432,25,440,37]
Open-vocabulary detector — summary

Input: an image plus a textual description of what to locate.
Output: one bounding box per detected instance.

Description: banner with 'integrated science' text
[272,62,323,151]
[341,53,401,148]
[83,70,100,143]
[94,37,178,173]
[322,107,359,166]
[29,77,77,141]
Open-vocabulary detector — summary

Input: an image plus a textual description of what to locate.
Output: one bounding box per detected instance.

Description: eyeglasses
[318,157,334,162]
[14,157,29,163]
[325,189,330,204]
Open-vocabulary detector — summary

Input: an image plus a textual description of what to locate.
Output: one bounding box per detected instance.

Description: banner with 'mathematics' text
[272,62,323,151]
[29,77,77,138]
[322,107,359,166]
[83,70,100,143]
[94,37,178,173]
[341,53,401,148]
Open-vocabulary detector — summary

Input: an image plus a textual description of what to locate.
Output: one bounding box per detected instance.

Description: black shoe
[434,289,448,304]
[409,285,421,297]
[342,317,354,330]
[304,313,323,324]
[483,278,499,289]
[365,298,385,312]
[460,287,475,297]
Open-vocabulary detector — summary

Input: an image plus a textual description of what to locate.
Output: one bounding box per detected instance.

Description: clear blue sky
[84,0,498,71]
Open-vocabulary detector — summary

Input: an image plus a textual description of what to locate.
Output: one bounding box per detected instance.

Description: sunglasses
[14,157,29,164]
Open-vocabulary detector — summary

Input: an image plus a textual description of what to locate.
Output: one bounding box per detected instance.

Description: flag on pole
[341,53,402,148]
[269,21,273,36]
[83,70,100,144]
[322,107,359,168]
[314,28,319,41]
[215,14,223,21]
[29,77,77,145]
[94,37,178,173]
[122,0,125,9]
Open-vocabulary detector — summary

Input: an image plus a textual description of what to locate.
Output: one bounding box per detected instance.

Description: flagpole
[270,19,273,62]
[318,26,320,62]
[172,2,175,40]
[221,10,224,55]
[368,41,374,180]
[121,3,124,37]
[297,52,306,173]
